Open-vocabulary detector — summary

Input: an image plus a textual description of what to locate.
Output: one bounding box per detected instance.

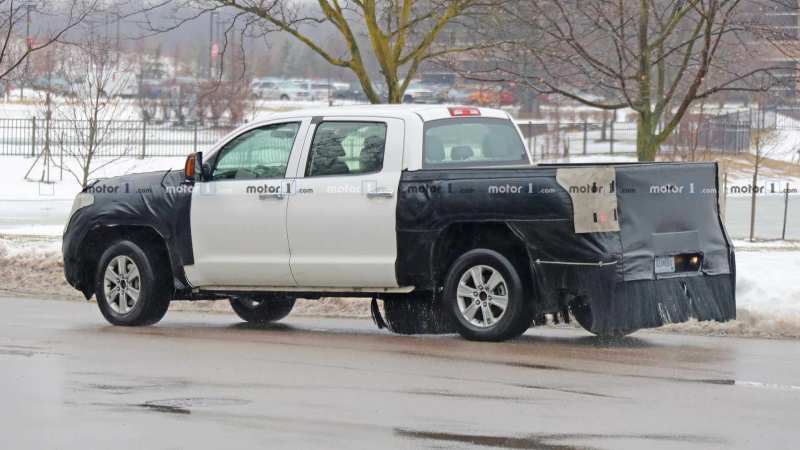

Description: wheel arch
[74,224,176,299]
[430,221,538,303]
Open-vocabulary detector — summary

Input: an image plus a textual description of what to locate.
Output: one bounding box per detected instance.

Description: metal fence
[515,120,638,159]
[0,112,797,162]
[0,117,238,158]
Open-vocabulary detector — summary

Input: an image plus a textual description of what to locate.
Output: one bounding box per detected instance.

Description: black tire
[572,300,637,338]
[383,293,455,335]
[230,296,296,324]
[280,94,290,101]
[443,249,533,342]
[95,240,171,326]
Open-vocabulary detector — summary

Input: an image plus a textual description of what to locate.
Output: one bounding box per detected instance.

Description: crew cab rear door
[185,119,310,288]
[287,117,404,288]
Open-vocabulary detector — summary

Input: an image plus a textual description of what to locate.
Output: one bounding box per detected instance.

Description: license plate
[655,256,676,274]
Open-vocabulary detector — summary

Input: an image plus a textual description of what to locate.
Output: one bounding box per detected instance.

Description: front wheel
[443,249,533,341]
[230,296,295,324]
[95,240,171,326]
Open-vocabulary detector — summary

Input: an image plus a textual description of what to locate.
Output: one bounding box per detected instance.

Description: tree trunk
[636,114,660,161]
[386,84,403,104]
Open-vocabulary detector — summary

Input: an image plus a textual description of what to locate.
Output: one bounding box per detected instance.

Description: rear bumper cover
[584,270,735,334]
[529,255,736,334]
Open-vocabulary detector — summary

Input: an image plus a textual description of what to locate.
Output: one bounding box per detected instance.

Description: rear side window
[423,117,529,168]
[305,122,387,177]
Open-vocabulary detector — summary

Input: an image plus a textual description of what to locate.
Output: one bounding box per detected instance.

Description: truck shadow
[224,318,662,350]
[227,322,298,332]
[515,332,658,349]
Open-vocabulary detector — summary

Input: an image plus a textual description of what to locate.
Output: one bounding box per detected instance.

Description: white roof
[253,104,512,124]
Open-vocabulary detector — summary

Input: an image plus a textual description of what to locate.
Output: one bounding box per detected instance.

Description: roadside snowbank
[0,236,796,337]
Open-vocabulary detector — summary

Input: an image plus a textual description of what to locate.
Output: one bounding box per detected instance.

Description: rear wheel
[443,249,533,342]
[230,296,295,324]
[95,240,171,326]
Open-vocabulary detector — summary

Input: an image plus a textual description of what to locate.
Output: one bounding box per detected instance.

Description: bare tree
[53,36,136,188]
[748,101,779,241]
[136,0,500,103]
[474,0,780,161]
[0,1,96,81]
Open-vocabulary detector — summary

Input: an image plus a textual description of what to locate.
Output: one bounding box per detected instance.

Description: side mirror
[184,151,203,183]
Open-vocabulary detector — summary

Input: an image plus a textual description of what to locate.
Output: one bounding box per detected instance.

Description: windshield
[423,117,530,168]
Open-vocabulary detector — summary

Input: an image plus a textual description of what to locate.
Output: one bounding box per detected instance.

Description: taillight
[448,106,481,117]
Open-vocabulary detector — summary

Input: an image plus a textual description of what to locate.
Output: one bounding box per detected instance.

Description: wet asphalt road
[2,297,799,450]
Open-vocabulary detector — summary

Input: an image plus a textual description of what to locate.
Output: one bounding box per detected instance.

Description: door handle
[259,193,285,200]
[366,187,394,199]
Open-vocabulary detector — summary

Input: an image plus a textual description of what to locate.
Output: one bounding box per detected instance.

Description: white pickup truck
[63,105,736,341]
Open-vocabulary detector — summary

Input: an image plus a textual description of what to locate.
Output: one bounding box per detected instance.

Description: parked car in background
[251,78,284,100]
[332,83,368,102]
[114,75,140,98]
[277,80,312,101]
[403,82,437,104]
[469,85,516,106]
[445,88,474,104]
[31,76,76,96]
[420,72,457,88]
[417,73,458,103]
[139,78,165,99]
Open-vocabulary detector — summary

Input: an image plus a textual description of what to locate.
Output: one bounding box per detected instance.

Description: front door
[287,118,404,288]
[185,120,307,287]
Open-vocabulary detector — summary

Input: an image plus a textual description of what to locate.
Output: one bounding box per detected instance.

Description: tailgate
[615,163,731,281]
[553,162,735,330]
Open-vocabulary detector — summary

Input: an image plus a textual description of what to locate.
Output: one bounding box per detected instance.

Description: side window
[212,122,300,180]
[305,121,387,177]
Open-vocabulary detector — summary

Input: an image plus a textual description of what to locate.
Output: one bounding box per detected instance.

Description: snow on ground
[735,249,800,314]
[765,114,800,164]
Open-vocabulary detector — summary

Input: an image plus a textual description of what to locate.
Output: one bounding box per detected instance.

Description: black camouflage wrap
[62,170,194,298]
[396,162,735,334]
